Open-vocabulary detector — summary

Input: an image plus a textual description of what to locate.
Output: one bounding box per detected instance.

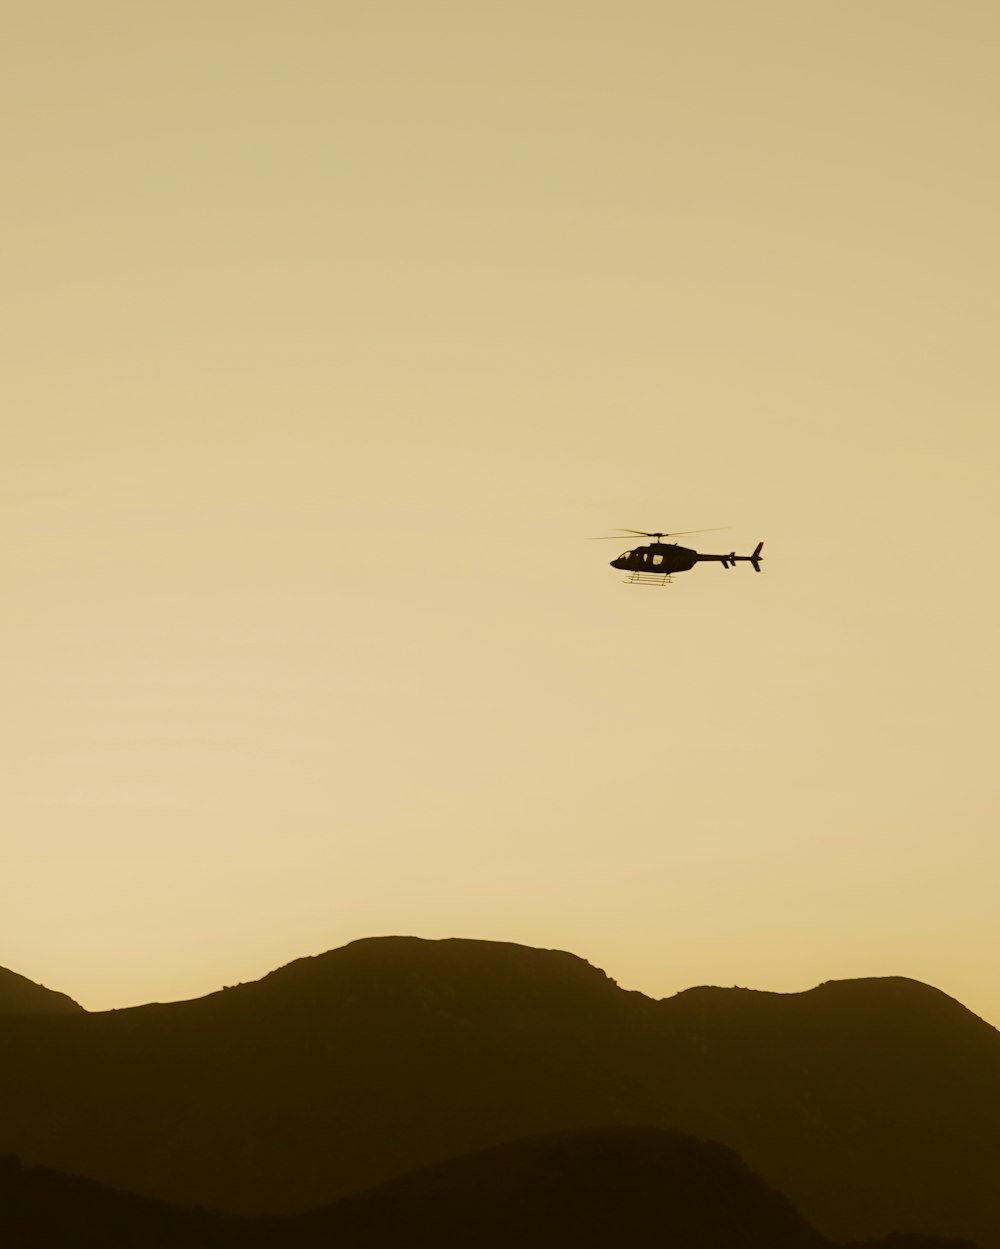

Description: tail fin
[750,541,764,573]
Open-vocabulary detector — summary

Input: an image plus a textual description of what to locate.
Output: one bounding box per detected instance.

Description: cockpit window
[619,550,632,559]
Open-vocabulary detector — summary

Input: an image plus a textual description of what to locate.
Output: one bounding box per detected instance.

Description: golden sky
[4,2,999,1020]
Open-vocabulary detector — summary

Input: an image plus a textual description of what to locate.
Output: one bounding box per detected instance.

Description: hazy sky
[5,2,999,1021]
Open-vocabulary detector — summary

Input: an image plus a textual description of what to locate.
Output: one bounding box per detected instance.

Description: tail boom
[705,541,764,571]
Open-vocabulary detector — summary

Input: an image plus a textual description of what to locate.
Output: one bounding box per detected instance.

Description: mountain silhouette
[0,966,84,1015]
[0,937,997,1246]
[0,1129,980,1249]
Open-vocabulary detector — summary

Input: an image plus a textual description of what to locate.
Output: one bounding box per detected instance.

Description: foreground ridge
[0,1128,981,1249]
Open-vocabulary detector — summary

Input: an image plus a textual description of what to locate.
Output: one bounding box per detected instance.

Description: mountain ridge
[1,936,997,1246]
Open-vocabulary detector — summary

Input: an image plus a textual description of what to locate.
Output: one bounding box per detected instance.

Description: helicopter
[594,528,764,585]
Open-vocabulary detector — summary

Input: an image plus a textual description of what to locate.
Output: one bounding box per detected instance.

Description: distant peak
[263,935,619,990]
[664,974,997,1038]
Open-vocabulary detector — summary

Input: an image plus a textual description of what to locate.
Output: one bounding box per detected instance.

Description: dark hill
[0,937,997,1247]
[0,966,84,1015]
[295,1125,832,1248]
[0,1129,980,1249]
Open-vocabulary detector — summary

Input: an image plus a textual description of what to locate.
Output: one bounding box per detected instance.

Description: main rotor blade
[657,527,728,537]
[618,527,728,538]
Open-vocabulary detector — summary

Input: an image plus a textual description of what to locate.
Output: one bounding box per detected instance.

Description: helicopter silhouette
[594,528,764,585]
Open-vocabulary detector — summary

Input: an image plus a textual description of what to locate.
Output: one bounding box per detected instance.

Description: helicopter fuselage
[610,540,763,576]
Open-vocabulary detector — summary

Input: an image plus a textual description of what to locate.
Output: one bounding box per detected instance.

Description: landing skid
[623,571,674,586]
